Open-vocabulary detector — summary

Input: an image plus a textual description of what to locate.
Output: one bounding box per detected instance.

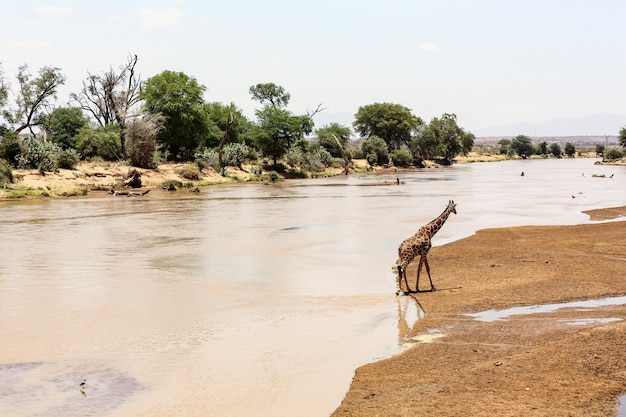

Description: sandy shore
[333,209,626,417]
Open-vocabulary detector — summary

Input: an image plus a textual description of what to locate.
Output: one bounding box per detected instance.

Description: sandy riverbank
[333,208,626,417]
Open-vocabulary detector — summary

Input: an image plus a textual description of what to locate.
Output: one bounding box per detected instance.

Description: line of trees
[0,54,501,179]
[497,135,578,158]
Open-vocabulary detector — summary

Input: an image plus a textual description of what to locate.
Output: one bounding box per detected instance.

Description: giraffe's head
[448,200,457,214]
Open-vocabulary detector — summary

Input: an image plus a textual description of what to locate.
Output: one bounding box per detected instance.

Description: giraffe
[396,200,457,293]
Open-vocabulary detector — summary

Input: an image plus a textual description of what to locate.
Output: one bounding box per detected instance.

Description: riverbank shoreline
[2,154,623,199]
[332,207,626,417]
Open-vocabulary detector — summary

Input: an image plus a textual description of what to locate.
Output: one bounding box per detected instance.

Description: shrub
[194,148,220,170]
[605,148,623,160]
[0,159,13,187]
[314,146,334,166]
[0,131,20,165]
[57,148,81,169]
[176,164,201,180]
[222,142,249,167]
[128,134,157,168]
[285,149,304,167]
[15,136,60,172]
[390,149,413,167]
[75,126,121,161]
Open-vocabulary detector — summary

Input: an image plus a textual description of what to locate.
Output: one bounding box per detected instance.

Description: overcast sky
[2,0,625,136]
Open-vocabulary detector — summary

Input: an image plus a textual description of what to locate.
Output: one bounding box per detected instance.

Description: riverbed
[0,158,624,416]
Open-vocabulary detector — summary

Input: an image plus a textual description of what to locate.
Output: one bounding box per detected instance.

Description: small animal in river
[396,200,457,293]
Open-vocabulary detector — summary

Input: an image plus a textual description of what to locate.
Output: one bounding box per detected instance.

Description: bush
[176,164,201,180]
[361,136,389,166]
[75,127,121,161]
[194,148,220,170]
[15,136,60,172]
[223,142,250,167]
[314,146,334,166]
[0,159,13,187]
[128,134,157,168]
[605,148,623,160]
[0,131,21,165]
[57,148,81,169]
[390,149,413,167]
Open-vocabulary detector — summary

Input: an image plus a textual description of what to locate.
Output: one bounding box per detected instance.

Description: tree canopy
[315,123,351,158]
[249,83,314,166]
[511,135,536,158]
[141,70,208,161]
[3,65,66,135]
[353,102,423,149]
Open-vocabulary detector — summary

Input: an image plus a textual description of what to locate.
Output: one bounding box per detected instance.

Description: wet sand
[333,208,626,417]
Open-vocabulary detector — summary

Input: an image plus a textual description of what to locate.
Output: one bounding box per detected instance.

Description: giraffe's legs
[397,265,412,293]
[423,257,436,292]
[416,255,436,292]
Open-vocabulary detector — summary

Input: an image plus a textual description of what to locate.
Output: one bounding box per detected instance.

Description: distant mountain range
[473,113,626,137]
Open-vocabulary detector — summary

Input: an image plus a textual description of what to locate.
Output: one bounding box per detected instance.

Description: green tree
[353,102,423,149]
[3,65,66,135]
[202,102,250,149]
[511,135,535,158]
[595,143,605,156]
[249,83,314,166]
[619,126,626,149]
[249,83,291,108]
[549,143,562,157]
[422,113,474,165]
[0,64,9,110]
[315,123,351,157]
[0,130,20,165]
[564,142,576,157]
[251,106,312,166]
[75,125,122,161]
[141,70,208,161]
[45,107,89,150]
[498,139,512,155]
[536,141,548,155]
[361,135,389,166]
[409,125,440,167]
[390,149,413,167]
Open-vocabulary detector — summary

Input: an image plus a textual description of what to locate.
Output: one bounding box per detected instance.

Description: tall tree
[3,65,66,135]
[141,70,208,161]
[511,135,536,158]
[409,125,441,167]
[249,83,291,108]
[315,123,351,157]
[251,106,313,166]
[44,106,89,150]
[249,83,316,166]
[202,102,250,149]
[353,102,423,150]
[71,54,142,158]
[0,63,9,111]
[619,126,626,149]
[426,113,474,165]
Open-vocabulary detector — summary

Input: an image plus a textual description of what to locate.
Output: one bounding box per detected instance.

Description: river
[0,158,624,416]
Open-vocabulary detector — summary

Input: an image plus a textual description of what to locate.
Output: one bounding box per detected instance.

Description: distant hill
[473,113,626,137]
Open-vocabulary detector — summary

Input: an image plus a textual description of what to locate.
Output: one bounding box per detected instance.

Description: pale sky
[2,0,625,136]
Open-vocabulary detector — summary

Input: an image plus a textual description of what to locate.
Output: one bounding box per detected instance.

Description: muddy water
[1,158,624,416]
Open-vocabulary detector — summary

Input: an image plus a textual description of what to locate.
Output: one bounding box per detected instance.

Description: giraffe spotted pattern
[397,200,457,293]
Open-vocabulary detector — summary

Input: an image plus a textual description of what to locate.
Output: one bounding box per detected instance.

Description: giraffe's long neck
[425,206,454,238]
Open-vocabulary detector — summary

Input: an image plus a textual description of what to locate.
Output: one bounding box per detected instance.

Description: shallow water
[0,158,624,416]
[466,296,626,322]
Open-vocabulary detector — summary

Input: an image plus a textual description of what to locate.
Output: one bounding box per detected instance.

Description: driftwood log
[110,189,151,197]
